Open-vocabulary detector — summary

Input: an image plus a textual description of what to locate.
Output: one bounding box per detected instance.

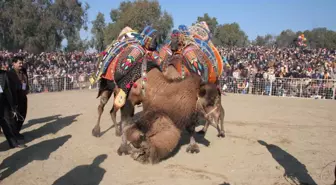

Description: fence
[28,74,98,93]
[28,74,336,100]
[219,77,336,100]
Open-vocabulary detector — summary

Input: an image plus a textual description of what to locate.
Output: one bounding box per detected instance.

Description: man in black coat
[0,69,26,148]
[7,56,29,138]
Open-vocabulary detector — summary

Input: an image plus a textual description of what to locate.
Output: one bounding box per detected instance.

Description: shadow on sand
[22,114,62,130]
[258,140,317,185]
[0,114,81,152]
[52,154,107,185]
[0,135,72,181]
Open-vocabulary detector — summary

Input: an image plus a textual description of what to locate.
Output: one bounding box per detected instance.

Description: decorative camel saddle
[89,26,160,108]
[160,22,223,84]
[89,26,159,85]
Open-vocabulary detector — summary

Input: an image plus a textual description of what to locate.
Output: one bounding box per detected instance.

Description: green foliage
[2,0,336,52]
[91,12,106,52]
[103,0,174,45]
[196,13,218,35]
[214,23,249,47]
[253,34,276,47]
[0,0,89,53]
[305,28,336,49]
[254,28,336,49]
[275,29,297,48]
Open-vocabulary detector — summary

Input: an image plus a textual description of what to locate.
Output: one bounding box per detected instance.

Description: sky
[79,0,336,42]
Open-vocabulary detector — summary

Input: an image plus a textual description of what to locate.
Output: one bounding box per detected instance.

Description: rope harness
[141,52,149,97]
[196,97,218,118]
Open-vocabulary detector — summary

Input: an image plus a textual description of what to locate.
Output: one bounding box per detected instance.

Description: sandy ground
[0,90,335,185]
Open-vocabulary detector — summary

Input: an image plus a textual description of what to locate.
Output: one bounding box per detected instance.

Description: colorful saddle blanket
[89,37,142,84]
[159,22,223,83]
[188,22,223,77]
[102,43,146,82]
[182,45,209,83]
[158,43,172,69]
[89,26,159,85]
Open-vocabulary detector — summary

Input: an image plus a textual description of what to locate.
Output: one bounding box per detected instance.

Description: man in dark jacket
[0,69,26,148]
[8,56,29,138]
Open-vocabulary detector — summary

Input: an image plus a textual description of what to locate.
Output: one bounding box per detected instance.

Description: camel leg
[110,88,122,137]
[199,104,225,138]
[117,99,135,156]
[197,117,211,135]
[217,104,225,138]
[186,123,200,154]
[92,90,112,137]
[109,105,121,137]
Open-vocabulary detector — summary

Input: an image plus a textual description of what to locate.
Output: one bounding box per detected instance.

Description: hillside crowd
[1,46,336,98]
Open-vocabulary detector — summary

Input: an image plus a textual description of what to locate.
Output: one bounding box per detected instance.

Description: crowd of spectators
[1,46,336,99]
[218,46,336,99]
[1,50,97,93]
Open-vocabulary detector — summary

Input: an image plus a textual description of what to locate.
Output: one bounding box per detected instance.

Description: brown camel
[91,56,160,138]
[91,25,161,138]
[125,110,181,164]
[195,82,225,137]
[92,47,161,138]
[161,52,226,138]
[116,67,218,163]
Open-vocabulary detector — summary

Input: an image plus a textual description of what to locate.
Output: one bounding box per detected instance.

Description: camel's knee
[100,96,109,105]
[98,104,104,113]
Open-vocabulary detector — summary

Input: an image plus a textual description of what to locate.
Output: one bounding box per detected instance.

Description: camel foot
[217,131,225,138]
[197,130,206,135]
[92,125,101,138]
[117,144,132,156]
[131,148,149,164]
[186,143,200,154]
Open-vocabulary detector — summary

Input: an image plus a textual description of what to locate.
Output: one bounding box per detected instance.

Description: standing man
[8,56,29,138]
[0,69,26,148]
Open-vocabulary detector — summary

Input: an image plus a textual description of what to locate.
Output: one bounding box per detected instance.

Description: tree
[104,0,174,45]
[253,34,275,47]
[275,29,296,48]
[0,0,89,53]
[304,28,336,49]
[214,23,248,47]
[91,12,106,52]
[254,36,266,46]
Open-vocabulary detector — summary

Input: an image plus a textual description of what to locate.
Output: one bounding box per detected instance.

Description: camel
[116,67,218,164]
[91,26,160,138]
[159,32,226,138]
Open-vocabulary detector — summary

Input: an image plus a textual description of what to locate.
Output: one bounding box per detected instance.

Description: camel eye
[199,88,206,97]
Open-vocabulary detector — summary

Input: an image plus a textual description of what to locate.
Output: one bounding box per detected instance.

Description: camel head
[198,82,220,107]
